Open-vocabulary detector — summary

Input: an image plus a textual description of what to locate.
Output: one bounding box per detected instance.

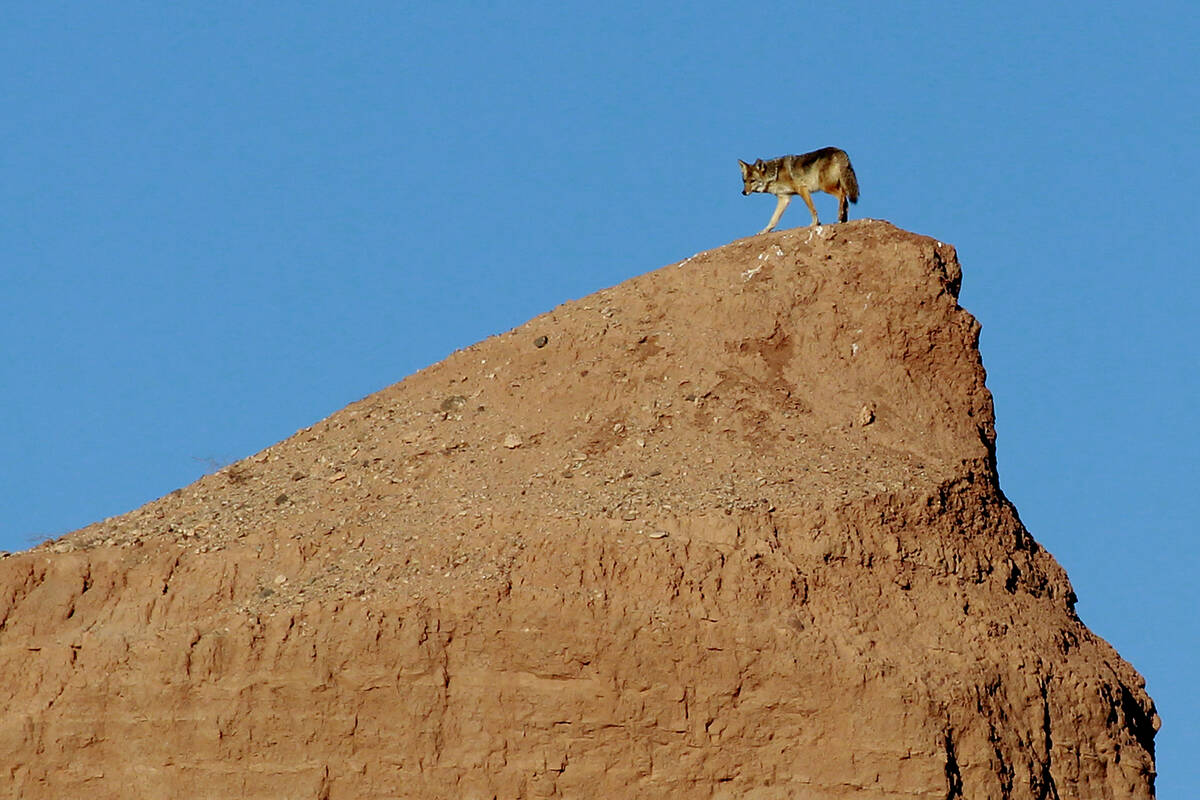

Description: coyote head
[738,158,769,195]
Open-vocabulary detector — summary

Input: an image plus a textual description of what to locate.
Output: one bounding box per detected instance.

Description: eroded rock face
[0,221,1156,798]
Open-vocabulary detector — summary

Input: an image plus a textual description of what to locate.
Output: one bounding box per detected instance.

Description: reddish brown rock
[0,221,1156,798]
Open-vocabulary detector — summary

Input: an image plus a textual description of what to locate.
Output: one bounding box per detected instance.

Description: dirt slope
[0,220,1156,798]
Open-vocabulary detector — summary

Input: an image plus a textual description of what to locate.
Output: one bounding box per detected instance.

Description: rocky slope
[0,220,1156,798]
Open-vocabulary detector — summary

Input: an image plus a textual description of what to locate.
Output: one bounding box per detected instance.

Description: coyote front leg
[760,194,792,233]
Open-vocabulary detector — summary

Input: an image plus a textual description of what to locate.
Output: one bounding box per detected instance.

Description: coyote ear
[738,159,749,170]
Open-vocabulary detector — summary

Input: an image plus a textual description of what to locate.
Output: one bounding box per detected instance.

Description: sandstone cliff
[0,221,1156,798]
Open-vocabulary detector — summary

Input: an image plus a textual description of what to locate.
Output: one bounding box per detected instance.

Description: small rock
[647,531,669,539]
[503,433,523,449]
[534,335,549,348]
[858,404,875,426]
[329,472,347,483]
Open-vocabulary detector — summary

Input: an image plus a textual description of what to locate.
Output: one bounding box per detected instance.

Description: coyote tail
[843,158,860,205]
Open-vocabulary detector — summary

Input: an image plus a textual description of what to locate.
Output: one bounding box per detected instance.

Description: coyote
[738,147,859,233]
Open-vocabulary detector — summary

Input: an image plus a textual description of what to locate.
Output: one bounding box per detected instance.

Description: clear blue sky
[3,2,1196,792]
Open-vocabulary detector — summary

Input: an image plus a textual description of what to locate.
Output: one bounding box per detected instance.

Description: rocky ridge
[0,220,1156,798]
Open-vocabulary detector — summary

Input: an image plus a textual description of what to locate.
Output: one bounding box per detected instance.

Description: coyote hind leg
[798,188,820,226]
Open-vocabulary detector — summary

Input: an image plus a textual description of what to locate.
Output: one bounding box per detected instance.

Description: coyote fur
[739,147,859,233]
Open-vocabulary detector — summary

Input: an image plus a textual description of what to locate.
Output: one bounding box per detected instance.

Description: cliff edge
[0,220,1156,798]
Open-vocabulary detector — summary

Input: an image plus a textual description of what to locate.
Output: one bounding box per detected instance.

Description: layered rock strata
[0,221,1156,798]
